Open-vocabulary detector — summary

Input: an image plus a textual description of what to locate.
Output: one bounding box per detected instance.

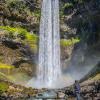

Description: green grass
[60,38,80,47]
[0,63,14,69]
[0,26,37,39]
[0,82,9,92]
[0,26,38,52]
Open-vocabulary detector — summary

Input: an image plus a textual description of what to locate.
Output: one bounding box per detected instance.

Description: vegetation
[0,26,38,52]
[60,0,86,16]
[6,0,40,18]
[0,63,14,69]
[60,2,73,17]
[6,0,27,9]
[0,82,9,92]
[33,9,41,18]
[60,38,80,47]
[63,3,73,9]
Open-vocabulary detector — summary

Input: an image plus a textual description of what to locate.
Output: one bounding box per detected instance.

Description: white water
[37,0,61,88]
[27,0,74,88]
[27,0,62,88]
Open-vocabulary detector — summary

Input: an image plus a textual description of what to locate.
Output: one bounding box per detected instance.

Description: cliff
[0,0,100,84]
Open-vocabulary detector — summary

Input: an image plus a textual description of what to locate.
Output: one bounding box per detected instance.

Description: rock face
[61,0,100,41]
[0,0,100,83]
[0,38,36,77]
[60,0,100,72]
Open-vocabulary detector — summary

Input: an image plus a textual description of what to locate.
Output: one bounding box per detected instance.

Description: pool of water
[28,90,57,100]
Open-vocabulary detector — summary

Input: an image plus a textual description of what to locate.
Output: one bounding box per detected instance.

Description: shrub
[6,0,27,10]
[0,26,38,53]
[60,38,80,47]
[6,0,40,18]
[60,3,73,17]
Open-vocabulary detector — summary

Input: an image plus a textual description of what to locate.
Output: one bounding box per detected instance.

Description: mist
[62,43,100,83]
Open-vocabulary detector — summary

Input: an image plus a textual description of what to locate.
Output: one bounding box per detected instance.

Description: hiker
[94,80,100,93]
[74,80,81,100]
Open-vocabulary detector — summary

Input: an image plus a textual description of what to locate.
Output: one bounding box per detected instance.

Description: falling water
[37,0,61,88]
[27,0,72,88]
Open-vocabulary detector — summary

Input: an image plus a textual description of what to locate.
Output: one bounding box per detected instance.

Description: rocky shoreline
[0,79,100,100]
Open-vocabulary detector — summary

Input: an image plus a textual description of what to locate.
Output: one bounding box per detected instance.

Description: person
[94,80,100,93]
[74,80,81,100]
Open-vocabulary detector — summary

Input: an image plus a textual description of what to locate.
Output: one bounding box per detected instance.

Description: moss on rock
[60,38,80,47]
[0,26,38,53]
[0,63,14,69]
[0,82,9,92]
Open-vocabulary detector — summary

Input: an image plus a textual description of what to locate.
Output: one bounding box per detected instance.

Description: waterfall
[38,0,61,88]
[27,0,63,88]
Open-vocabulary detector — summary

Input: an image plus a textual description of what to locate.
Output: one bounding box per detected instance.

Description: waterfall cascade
[27,0,73,88]
[27,0,96,89]
[38,0,61,88]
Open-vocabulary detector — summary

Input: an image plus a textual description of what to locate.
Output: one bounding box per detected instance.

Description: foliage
[63,3,73,8]
[60,38,80,47]
[0,82,9,92]
[0,63,14,69]
[33,10,41,18]
[0,26,38,52]
[6,0,26,9]
[60,0,86,16]
[6,0,40,18]
[60,2,73,17]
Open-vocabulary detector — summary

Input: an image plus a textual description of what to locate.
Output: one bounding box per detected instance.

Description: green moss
[0,26,38,53]
[60,38,80,47]
[63,3,73,8]
[33,10,41,18]
[0,63,14,69]
[0,82,9,92]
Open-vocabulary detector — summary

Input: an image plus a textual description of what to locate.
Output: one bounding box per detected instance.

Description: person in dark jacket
[94,80,100,93]
[74,80,81,100]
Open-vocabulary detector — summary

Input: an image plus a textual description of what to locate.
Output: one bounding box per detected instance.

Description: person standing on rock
[74,80,81,100]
